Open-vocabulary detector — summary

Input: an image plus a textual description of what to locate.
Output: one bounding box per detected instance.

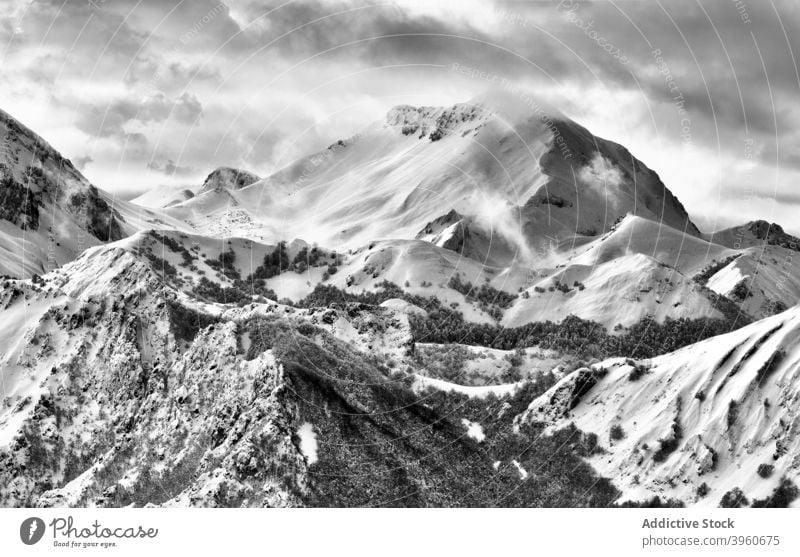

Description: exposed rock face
[0,109,127,276]
[385,103,485,141]
[199,167,261,193]
[416,209,467,251]
[0,240,624,508]
[0,166,42,230]
[708,220,800,251]
[0,109,124,239]
[742,220,800,250]
[0,245,410,507]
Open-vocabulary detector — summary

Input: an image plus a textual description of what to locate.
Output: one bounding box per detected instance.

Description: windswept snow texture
[523,306,800,507]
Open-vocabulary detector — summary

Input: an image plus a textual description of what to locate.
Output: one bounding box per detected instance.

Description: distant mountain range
[0,97,798,508]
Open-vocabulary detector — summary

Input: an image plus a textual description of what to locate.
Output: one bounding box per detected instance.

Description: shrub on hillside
[719,487,749,508]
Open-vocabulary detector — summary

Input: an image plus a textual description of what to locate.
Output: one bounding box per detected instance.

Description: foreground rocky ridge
[522,306,800,507]
[0,244,619,507]
[2,238,797,507]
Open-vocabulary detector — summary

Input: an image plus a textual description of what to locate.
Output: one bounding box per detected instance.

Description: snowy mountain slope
[55,228,731,331]
[414,209,521,268]
[500,214,800,328]
[90,217,739,331]
[497,215,759,329]
[131,167,260,210]
[130,184,195,209]
[130,95,797,329]
[0,240,618,508]
[119,96,760,329]
[520,305,800,507]
[503,252,724,329]
[0,243,400,506]
[4,101,793,331]
[159,95,700,258]
[704,245,800,319]
[0,109,191,278]
[0,215,795,508]
[568,215,731,275]
[80,231,505,323]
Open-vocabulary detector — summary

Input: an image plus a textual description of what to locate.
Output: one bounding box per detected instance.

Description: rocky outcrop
[199,167,260,193]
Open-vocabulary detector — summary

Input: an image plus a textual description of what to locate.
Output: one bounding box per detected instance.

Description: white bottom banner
[2,508,799,556]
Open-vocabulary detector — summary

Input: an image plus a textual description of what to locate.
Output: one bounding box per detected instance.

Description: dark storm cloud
[536,0,800,166]
[218,0,517,72]
[2,0,150,68]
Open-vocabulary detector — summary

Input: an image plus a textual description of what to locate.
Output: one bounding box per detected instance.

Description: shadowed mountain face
[0,109,189,278]
[0,109,125,240]
[523,115,701,240]
[0,109,125,276]
[709,220,800,251]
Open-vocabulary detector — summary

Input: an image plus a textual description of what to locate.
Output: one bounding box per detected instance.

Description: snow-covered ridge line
[412,374,524,399]
[522,305,800,507]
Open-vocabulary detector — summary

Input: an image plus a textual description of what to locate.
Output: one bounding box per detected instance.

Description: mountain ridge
[0,108,192,277]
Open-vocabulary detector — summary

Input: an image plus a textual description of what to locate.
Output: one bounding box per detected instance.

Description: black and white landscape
[1,1,799,509]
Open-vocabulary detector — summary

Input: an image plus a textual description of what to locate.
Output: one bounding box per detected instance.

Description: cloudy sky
[1,0,799,233]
